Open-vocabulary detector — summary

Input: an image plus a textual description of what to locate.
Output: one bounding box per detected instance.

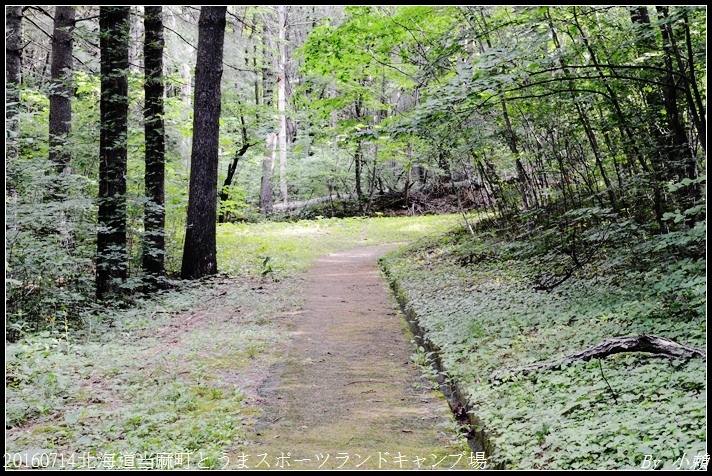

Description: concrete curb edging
[380,261,503,470]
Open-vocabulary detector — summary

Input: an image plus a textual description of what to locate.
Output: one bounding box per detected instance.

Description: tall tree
[259,17,276,215]
[181,6,227,280]
[6,6,22,114]
[96,6,130,300]
[143,6,167,289]
[6,5,23,167]
[49,6,75,175]
[277,5,289,205]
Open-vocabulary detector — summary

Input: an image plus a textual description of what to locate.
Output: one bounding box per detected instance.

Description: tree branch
[23,5,54,21]
[491,334,706,381]
[164,24,259,74]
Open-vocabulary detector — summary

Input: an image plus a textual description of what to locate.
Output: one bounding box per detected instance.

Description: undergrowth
[5,273,295,469]
[379,220,707,470]
[5,214,462,469]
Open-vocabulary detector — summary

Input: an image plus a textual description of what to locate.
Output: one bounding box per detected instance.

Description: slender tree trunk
[655,6,701,210]
[355,141,363,203]
[180,63,192,107]
[259,17,276,215]
[680,10,706,154]
[575,8,669,230]
[143,6,166,289]
[97,7,130,300]
[353,92,366,208]
[5,5,22,197]
[277,5,288,205]
[260,133,277,214]
[575,103,618,212]
[219,108,251,223]
[658,7,705,154]
[49,6,75,175]
[181,6,226,280]
[128,6,143,72]
[500,97,531,211]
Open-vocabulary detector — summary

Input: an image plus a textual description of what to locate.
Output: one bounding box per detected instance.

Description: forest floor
[8,215,702,470]
[5,216,469,471]
[242,244,468,470]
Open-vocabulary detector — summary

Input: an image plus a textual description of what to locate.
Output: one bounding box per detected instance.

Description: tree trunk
[143,6,166,289]
[571,7,666,230]
[354,141,364,205]
[260,133,277,215]
[6,6,22,115]
[181,6,227,280]
[49,6,75,176]
[218,109,251,223]
[679,10,706,155]
[6,6,22,169]
[259,17,276,215]
[97,7,130,300]
[277,5,289,206]
[180,63,192,107]
[128,6,143,72]
[655,6,701,211]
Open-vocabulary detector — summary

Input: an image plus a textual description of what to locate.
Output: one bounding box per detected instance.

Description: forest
[5,5,707,470]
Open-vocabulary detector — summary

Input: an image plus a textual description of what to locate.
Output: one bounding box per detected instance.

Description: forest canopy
[5,4,706,348]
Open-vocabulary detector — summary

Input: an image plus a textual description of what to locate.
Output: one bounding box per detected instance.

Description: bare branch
[23,5,54,21]
[164,24,259,74]
[75,15,100,23]
[491,334,706,381]
[22,16,54,42]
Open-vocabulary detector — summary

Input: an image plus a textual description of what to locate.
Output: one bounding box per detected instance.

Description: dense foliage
[380,214,706,469]
[4,5,707,470]
[6,6,706,335]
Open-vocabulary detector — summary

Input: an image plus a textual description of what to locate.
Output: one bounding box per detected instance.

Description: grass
[5,276,291,469]
[5,214,466,470]
[379,224,707,470]
[216,214,463,278]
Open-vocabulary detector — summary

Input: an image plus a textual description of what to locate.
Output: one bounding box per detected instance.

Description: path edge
[379,258,503,470]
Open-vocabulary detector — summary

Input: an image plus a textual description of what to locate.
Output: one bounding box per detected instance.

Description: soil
[243,244,465,470]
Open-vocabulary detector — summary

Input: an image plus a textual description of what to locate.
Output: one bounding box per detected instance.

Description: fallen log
[491,334,706,381]
[272,194,354,212]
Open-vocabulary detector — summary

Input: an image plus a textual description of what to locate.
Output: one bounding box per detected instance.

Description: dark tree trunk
[6,6,23,178]
[353,94,365,208]
[218,97,252,223]
[6,6,22,117]
[679,10,706,155]
[355,141,363,203]
[655,6,702,212]
[218,107,251,223]
[571,7,666,230]
[49,6,75,175]
[97,7,130,300]
[181,6,227,280]
[220,143,249,207]
[143,6,166,289]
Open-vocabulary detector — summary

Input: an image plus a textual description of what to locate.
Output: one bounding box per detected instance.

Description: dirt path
[246,245,465,470]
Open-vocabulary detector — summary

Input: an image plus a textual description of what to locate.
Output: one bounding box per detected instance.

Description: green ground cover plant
[379,219,706,470]
[5,215,460,469]
[5,276,291,469]
[216,214,462,278]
